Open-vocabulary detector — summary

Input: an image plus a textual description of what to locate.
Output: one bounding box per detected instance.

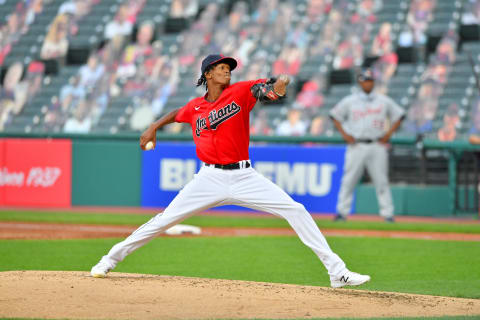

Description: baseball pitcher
[91,54,370,288]
[330,69,405,222]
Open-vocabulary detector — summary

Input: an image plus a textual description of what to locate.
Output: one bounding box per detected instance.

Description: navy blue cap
[357,68,374,81]
[201,54,237,74]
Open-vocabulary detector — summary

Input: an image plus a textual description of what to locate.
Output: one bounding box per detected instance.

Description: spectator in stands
[309,115,329,136]
[308,23,337,59]
[398,25,414,47]
[333,34,363,70]
[371,43,398,93]
[403,100,433,135]
[468,103,480,144]
[63,99,92,133]
[272,45,303,77]
[294,75,325,112]
[254,1,292,49]
[116,21,154,79]
[224,1,248,34]
[19,61,45,105]
[60,75,86,102]
[276,108,308,136]
[78,54,105,90]
[406,0,436,45]
[104,4,133,40]
[59,0,97,36]
[350,0,381,43]
[150,58,179,116]
[3,12,22,44]
[234,34,257,70]
[469,99,480,133]
[250,109,273,136]
[24,0,45,26]
[40,13,69,60]
[286,20,309,50]
[243,52,269,80]
[88,74,110,122]
[306,0,332,23]
[462,0,480,25]
[251,0,278,28]
[169,0,198,19]
[0,62,24,130]
[371,22,392,57]
[43,96,69,132]
[435,31,458,64]
[123,62,149,97]
[437,103,459,141]
[130,101,155,132]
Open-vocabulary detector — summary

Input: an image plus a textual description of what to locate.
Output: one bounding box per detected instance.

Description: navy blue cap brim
[358,76,374,81]
[204,56,237,73]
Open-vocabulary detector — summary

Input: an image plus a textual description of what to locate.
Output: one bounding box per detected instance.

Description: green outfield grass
[0,210,480,233]
[1,236,479,299]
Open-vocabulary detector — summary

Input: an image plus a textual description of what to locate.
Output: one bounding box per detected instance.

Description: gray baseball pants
[336,142,394,218]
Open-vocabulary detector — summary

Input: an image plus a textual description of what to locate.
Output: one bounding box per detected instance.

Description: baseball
[145,141,154,150]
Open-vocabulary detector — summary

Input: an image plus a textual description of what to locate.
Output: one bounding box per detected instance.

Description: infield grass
[0,236,479,299]
[0,210,479,234]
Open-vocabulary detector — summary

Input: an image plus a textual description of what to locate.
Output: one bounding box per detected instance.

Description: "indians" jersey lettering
[195,101,241,137]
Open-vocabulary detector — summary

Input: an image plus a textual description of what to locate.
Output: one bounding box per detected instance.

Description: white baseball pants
[337,142,394,218]
[100,165,347,278]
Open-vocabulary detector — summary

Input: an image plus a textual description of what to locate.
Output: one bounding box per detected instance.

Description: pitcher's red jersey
[175,79,265,164]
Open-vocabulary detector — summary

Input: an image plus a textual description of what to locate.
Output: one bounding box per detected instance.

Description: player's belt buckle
[206,161,251,170]
[357,139,375,143]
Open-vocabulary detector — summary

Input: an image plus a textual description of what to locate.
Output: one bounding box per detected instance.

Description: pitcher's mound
[0,271,479,319]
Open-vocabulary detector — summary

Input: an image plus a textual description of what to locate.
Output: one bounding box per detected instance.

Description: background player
[330,69,405,223]
[91,54,370,288]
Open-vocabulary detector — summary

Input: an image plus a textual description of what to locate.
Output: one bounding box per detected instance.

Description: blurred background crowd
[1,0,480,142]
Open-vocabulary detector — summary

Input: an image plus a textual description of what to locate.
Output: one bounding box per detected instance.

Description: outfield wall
[0,137,476,216]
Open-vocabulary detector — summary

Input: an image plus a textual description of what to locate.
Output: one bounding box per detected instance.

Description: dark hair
[196,65,214,90]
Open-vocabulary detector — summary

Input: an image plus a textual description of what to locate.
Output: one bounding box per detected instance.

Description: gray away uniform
[330,90,405,218]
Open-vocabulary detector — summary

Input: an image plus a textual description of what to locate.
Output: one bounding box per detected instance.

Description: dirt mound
[0,271,479,319]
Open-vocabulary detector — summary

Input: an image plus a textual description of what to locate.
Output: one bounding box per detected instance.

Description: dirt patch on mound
[0,271,479,319]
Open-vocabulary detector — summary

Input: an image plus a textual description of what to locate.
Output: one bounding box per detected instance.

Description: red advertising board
[0,138,72,207]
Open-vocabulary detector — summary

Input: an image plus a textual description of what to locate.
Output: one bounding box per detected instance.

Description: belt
[356,139,378,143]
[205,160,251,170]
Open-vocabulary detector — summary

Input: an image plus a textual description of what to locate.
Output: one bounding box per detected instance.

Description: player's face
[207,63,231,86]
[359,79,374,93]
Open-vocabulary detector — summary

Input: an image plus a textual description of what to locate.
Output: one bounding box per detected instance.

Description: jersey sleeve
[174,101,193,124]
[329,96,351,122]
[384,96,405,123]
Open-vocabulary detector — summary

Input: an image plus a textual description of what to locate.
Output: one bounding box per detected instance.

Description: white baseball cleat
[330,270,370,288]
[90,260,112,278]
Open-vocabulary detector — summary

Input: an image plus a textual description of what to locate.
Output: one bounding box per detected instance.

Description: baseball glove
[251,78,286,102]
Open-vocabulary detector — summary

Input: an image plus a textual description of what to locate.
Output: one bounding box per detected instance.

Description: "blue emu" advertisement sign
[141,142,346,213]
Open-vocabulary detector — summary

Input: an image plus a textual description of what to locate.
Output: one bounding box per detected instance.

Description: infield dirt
[0,271,479,319]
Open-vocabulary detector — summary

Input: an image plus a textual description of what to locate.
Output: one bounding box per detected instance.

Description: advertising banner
[142,142,346,213]
[0,138,72,207]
